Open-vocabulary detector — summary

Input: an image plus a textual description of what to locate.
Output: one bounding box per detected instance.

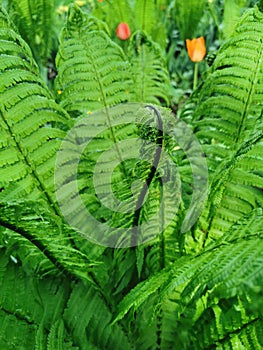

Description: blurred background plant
[0,0,258,107]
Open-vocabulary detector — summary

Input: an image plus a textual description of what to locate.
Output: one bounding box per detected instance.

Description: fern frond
[189,299,263,349]
[0,251,75,349]
[64,281,131,349]
[194,5,263,148]
[202,131,263,238]
[55,103,139,247]
[134,0,168,48]
[193,5,263,240]
[55,103,184,251]
[0,201,132,349]
[0,201,96,282]
[114,209,263,341]
[0,7,69,207]
[47,320,79,350]
[55,5,132,116]
[0,309,36,349]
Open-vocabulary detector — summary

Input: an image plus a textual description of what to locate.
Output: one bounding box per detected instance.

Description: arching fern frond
[54,103,139,248]
[194,5,263,149]
[55,5,132,116]
[188,299,263,349]
[202,131,263,240]
[64,281,131,350]
[0,201,96,282]
[114,209,263,349]
[192,4,263,240]
[0,196,130,348]
[0,7,70,207]
[0,249,76,349]
[0,241,131,349]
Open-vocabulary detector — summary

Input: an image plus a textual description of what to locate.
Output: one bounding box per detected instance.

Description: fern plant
[6,0,55,67]
[0,1,263,349]
[55,5,132,115]
[190,4,263,242]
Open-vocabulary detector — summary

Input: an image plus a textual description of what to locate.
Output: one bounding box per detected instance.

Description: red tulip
[116,22,131,40]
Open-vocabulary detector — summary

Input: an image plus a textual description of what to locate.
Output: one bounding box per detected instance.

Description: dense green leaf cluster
[0,1,262,349]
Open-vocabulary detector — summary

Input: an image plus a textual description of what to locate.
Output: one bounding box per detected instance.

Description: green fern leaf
[0,251,74,349]
[64,282,131,349]
[55,5,132,116]
[0,7,70,208]
[115,209,263,348]
[194,5,263,147]
[193,5,263,240]
[0,201,97,282]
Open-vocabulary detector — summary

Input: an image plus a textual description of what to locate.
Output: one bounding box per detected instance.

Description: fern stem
[131,105,164,246]
[156,307,163,350]
[0,307,35,326]
[0,219,76,280]
[210,317,260,348]
[158,177,165,270]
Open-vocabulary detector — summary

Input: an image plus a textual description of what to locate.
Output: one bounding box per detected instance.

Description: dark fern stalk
[0,218,73,280]
[131,105,164,246]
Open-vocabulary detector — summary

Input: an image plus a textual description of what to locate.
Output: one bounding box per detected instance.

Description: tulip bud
[116,22,131,40]
[186,37,206,63]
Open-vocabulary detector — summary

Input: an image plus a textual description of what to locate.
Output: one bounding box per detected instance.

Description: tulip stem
[193,63,198,90]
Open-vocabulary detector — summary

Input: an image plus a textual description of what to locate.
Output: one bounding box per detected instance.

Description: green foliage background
[0,0,263,349]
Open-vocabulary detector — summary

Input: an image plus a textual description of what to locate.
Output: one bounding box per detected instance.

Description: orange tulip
[186,37,206,62]
[116,22,131,40]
